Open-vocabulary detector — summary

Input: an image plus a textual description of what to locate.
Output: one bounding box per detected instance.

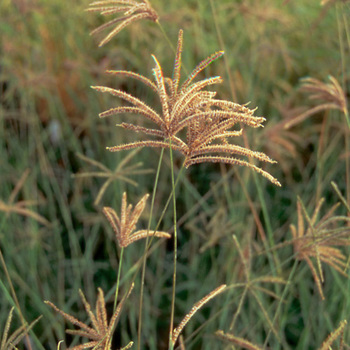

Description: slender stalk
[229,286,248,330]
[113,246,124,311]
[156,20,189,76]
[156,20,176,56]
[137,148,164,350]
[0,210,33,350]
[253,172,280,275]
[168,138,178,350]
[0,247,33,350]
[209,0,280,277]
[337,5,350,131]
[147,164,185,241]
[336,4,350,211]
[209,0,237,102]
[263,259,298,348]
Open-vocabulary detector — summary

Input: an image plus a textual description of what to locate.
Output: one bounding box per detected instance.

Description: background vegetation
[0,0,349,349]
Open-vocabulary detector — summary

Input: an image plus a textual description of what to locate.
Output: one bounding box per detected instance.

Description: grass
[1,0,350,349]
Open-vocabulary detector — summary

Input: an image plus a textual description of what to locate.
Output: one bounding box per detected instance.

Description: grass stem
[113,247,124,312]
[168,138,178,350]
[137,148,165,350]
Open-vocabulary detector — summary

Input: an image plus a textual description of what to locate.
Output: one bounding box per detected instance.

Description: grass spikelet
[45,284,134,350]
[87,0,159,47]
[171,284,226,346]
[120,341,134,350]
[215,330,263,350]
[285,75,349,129]
[290,197,350,299]
[102,192,170,247]
[0,308,41,350]
[319,320,347,350]
[94,30,280,186]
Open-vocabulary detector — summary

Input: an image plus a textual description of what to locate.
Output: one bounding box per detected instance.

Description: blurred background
[1,0,349,349]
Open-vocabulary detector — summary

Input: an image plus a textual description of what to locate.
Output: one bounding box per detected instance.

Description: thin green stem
[209,0,237,102]
[168,139,178,350]
[336,5,350,131]
[229,286,248,331]
[156,20,176,56]
[0,212,34,350]
[147,165,185,242]
[156,20,189,77]
[113,247,124,312]
[0,247,33,350]
[336,4,350,210]
[137,148,164,350]
[263,259,299,348]
[209,0,280,276]
[253,172,280,276]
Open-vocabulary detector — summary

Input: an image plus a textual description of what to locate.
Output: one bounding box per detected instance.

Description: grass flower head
[93,30,280,186]
[45,285,134,350]
[87,0,159,47]
[103,192,171,247]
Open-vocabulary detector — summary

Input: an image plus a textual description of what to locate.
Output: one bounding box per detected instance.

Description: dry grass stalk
[290,197,350,299]
[319,320,347,350]
[284,76,348,129]
[87,0,159,47]
[45,284,134,350]
[103,192,170,247]
[171,284,226,346]
[74,150,153,206]
[215,330,263,350]
[93,30,280,186]
[0,307,41,350]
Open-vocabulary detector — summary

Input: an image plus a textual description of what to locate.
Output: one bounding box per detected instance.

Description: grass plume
[290,197,350,299]
[93,30,280,186]
[171,284,226,347]
[0,308,41,350]
[45,284,134,350]
[102,192,170,248]
[87,0,159,47]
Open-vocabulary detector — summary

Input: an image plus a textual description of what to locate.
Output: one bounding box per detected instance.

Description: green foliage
[1,0,350,349]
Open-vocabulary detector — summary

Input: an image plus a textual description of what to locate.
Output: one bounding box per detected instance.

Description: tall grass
[0,0,350,349]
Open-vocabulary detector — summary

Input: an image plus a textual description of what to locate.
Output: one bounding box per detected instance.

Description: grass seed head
[94,30,281,186]
[103,192,170,247]
[87,0,159,47]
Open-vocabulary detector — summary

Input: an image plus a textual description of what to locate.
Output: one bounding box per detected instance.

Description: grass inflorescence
[1,0,350,349]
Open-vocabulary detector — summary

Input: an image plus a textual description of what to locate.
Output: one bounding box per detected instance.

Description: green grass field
[1,0,350,349]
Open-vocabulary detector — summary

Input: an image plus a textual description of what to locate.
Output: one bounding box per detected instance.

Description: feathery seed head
[87,0,159,47]
[171,284,226,346]
[290,197,350,299]
[45,284,134,350]
[103,192,170,247]
[94,30,280,186]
